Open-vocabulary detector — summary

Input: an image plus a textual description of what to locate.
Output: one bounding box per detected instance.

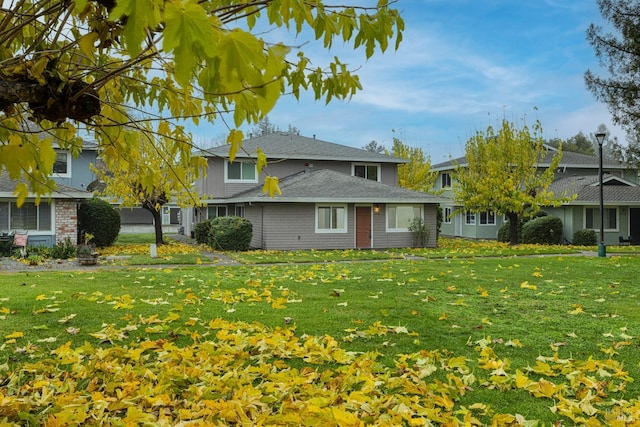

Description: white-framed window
[208,205,227,219]
[387,205,422,232]
[479,210,496,225]
[443,207,452,224]
[585,207,618,231]
[316,204,347,233]
[235,206,245,217]
[53,151,71,178]
[225,161,257,183]
[441,173,452,189]
[353,163,380,181]
[465,211,475,225]
[0,201,52,231]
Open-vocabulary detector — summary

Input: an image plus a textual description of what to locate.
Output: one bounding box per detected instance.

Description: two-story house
[187,132,445,250]
[432,148,640,245]
[0,141,96,248]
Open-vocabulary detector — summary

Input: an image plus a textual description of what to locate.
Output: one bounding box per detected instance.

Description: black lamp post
[595,131,607,257]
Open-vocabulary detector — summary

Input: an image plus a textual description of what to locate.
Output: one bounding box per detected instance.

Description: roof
[216,169,446,204]
[0,172,92,199]
[548,174,640,206]
[432,150,627,171]
[201,132,407,164]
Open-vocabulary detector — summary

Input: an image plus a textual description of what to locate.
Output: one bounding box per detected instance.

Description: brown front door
[356,206,372,248]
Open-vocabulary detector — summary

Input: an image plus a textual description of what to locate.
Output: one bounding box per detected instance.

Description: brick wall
[55,200,78,244]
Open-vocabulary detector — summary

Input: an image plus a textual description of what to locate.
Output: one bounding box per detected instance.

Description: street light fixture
[595,131,607,257]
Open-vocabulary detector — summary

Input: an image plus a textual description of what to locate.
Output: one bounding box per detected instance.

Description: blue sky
[193,1,619,164]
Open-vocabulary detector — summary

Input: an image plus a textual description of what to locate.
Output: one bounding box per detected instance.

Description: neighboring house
[187,132,445,250]
[0,172,92,247]
[432,148,639,245]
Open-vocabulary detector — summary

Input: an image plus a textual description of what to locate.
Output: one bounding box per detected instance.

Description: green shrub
[521,215,563,245]
[408,217,430,247]
[199,216,252,251]
[194,221,212,245]
[78,198,121,247]
[572,229,597,246]
[50,238,77,259]
[497,211,548,243]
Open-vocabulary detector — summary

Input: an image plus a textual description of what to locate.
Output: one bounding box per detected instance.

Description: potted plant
[77,233,98,265]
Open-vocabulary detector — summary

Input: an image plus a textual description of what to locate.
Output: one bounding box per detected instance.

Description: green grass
[2,255,640,424]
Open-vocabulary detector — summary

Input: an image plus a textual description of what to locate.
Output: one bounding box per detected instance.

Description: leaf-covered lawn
[1,255,640,424]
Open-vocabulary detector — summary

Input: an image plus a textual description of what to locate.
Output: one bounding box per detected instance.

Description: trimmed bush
[521,215,563,245]
[572,229,597,246]
[78,198,121,247]
[196,216,253,251]
[497,211,548,243]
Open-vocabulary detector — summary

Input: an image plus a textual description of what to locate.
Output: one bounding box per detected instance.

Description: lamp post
[595,131,607,257]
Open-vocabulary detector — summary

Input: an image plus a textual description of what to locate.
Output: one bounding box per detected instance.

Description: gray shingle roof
[0,172,92,199]
[432,150,626,171]
[548,174,640,205]
[202,132,407,164]
[220,169,445,204]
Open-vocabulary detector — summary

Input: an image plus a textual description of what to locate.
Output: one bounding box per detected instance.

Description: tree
[391,138,437,193]
[92,127,205,245]
[250,116,300,136]
[454,119,566,245]
[546,132,595,156]
[0,1,404,204]
[585,0,640,143]
[363,140,386,154]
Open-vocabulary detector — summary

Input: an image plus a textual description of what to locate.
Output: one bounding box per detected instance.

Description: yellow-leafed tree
[391,137,437,193]
[454,119,566,245]
[0,0,404,204]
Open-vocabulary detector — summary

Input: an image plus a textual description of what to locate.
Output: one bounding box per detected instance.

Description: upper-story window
[353,163,380,181]
[441,172,452,189]
[53,152,71,178]
[225,161,257,183]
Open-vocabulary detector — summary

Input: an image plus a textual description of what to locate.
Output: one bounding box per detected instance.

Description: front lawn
[1,254,640,424]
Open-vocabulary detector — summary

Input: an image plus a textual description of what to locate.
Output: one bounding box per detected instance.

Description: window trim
[352,163,381,182]
[465,211,475,225]
[584,207,618,232]
[441,172,452,189]
[315,204,348,233]
[224,160,258,183]
[443,207,452,224]
[53,151,72,178]
[386,204,423,232]
[0,200,54,234]
[479,210,496,226]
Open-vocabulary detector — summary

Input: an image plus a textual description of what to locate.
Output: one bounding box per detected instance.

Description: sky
[191,0,621,165]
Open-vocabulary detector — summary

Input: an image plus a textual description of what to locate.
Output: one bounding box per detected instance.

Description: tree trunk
[142,203,165,246]
[506,211,519,246]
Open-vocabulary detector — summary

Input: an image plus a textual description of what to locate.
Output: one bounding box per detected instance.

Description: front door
[630,208,640,245]
[356,206,372,248]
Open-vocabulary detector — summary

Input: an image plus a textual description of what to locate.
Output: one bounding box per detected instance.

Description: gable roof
[216,169,445,204]
[549,174,640,205]
[202,132,407,164]
[432,150,627,171]
[0,172,92,199]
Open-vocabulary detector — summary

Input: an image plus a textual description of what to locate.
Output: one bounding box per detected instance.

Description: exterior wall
[55,199,78,245]
[52,150,98,190]
[197,158,402,199]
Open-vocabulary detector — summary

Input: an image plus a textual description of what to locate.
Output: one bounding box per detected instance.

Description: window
[465,211,475,225]
[225,161,257,183]
[235,206,245,217]
[353,163,380,181]
[585,207,617,230]
[443,207,452,224]
[316,205,347,233]
[208,206,227,219]
[441,173,452,188]
[387,205,422,231]
[480,210,496,225]
[53,152,71,177]
[0,201,52,231]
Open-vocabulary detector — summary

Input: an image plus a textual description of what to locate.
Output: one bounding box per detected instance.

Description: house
[432,148,639,245]
[0,172,92,247]
[187,132,445,250]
